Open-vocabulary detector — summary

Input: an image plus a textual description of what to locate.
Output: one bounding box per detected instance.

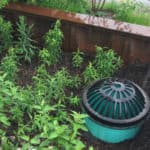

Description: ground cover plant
[0,13,123,149]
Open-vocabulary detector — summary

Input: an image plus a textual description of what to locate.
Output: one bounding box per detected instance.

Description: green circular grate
[83,78,150,126]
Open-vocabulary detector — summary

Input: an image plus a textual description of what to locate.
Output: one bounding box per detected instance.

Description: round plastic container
[82,78,150,143]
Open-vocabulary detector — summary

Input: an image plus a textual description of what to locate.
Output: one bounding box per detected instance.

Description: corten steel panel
[1,3,150,64]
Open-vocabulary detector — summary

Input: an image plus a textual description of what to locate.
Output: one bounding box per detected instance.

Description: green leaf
[49,132,58,139]
[30,136,40,145]
[21,135,30,142]
[0,114,10,126]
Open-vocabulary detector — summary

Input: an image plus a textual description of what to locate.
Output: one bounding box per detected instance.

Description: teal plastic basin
[82,78,150,143]
[85,117,142,143]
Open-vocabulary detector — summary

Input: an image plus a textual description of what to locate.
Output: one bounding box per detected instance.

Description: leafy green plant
[0,67,87,149]
[16,16,37,63]
[39,48,51,66]
[72,49,84,68]
[93,46,122,78]
[33,65,81,104]
[67,93,80,107]
[44,20,63,66]
[83,46,122,84]
[0,0,9,9]
[0,48,18,82]
[83,62,99,84]
[0,16,13,53]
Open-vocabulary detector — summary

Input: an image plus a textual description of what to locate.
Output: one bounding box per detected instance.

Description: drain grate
[83,78,150,126]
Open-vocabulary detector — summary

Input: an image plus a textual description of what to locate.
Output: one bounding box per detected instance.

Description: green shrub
[0,16,13,53]
[16,16,37,63]
[44,20,63,66]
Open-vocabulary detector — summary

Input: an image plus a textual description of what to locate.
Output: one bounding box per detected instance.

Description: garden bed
[0,2,149,149]
[1,51,150,150]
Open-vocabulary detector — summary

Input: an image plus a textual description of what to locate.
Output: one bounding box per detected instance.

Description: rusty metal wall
[1,3,150,64]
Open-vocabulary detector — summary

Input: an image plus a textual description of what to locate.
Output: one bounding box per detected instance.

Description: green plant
[83,46,122,84]
[33,65,81,104]
[0,16,13,53]
[44,20,63,66]
[39,48,51,66]
[0,0,9,9]
[16,16,37,63]
[67,93,80,107]
[93,46,122,78]
[0,48,18,82]
[83,62,99,84]
[72,49,84,68]
[0,67,87,149]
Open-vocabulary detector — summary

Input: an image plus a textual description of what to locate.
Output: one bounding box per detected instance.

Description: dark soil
[17,52,150,150]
